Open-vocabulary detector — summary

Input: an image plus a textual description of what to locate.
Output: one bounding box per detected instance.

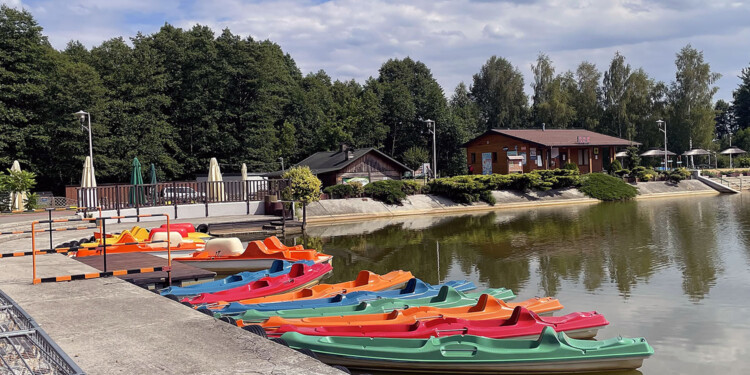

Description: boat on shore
[270,306,608,340]
[183,262,333,305]
[278,326,653,373]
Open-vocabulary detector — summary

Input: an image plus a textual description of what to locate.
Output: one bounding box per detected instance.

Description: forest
[1,6,749,193]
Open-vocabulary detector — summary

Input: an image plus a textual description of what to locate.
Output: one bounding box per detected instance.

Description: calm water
[287,194,750,374]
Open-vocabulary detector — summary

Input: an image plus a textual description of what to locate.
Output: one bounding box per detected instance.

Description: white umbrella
[10,160,26,211]
[80,156,97,208]
[241,163,248,200]
[207,157,225,201]
[720,147,747,169]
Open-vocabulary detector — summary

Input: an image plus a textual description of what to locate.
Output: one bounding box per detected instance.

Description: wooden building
[464,129,637,175]
[272,145,411,187]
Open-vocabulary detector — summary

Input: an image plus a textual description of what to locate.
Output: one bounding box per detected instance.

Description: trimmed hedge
[579,173,638,201]
[364,180,408,205]
[667,168,691,183]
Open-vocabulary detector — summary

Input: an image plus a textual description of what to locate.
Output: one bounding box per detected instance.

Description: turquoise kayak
[280,326,654,373]
[227,286,515,323]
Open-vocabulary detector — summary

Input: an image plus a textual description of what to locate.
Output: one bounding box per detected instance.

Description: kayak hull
[178,255,332,273]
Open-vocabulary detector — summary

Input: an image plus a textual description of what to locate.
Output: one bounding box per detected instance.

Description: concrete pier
[0,222,342,374]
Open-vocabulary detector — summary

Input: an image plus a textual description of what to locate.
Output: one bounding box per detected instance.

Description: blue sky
[4,0,750,103]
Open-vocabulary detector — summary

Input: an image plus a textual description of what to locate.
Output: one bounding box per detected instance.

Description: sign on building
[482,153,492,175]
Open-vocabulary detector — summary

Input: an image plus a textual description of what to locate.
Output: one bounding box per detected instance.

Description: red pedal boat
[270,306,608,340]
[183,262,333,305]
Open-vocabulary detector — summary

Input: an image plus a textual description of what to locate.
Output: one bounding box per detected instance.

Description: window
[577,149,590,165]
[471,153,476,163]
[492,152,497,162]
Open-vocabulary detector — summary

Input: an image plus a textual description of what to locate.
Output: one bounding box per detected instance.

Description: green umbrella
[148,163,157,204]
[129,157,145,205]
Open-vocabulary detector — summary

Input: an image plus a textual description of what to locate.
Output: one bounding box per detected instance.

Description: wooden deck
[74,252,215,289]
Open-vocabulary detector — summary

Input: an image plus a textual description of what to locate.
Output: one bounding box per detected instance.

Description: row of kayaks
[158,256,654,373]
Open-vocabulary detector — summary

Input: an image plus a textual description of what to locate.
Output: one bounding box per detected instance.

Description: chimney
[542,123,546,131]
[340,144,353,161]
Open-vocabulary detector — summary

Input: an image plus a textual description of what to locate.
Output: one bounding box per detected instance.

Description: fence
[68,179,289,212]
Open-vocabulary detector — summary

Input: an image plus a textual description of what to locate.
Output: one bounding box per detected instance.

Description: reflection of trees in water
[292,197,728,301]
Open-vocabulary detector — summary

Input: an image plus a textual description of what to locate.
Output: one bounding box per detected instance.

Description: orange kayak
[252,294,562,329]
[75,230,204,257]
[209,270,414,309]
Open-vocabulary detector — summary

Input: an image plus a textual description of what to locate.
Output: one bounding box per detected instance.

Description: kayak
[183,262,333,305]
[159,260,315,297]
[229,286,517,323]
[279,326,653,373]
[257,294,562,330]
[271,306,608,340]
[173,237,332,272]
[205,270,414,309]
[215,279,480,313]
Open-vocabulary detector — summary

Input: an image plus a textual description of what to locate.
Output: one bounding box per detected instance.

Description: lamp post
[424,119,436,178]
[656,119,667,171]
[74,110,93,164]
[278,157,285,172]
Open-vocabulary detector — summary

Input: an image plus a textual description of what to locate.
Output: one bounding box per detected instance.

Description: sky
[3,0,750,102]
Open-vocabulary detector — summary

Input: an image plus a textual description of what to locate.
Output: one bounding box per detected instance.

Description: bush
[630,166,657,182]
[401,180,422,195]
[579,173,638,201]
[349,181,365,196]
[736,157,750,168]
[24,192,39,210]
[615,169,630,177]
[608,160,622,174]
[281,166,322,204]
[667,168,691,183]
[701,170,719,178]
[562,162,578,171]
[364,180,407,205]
[324,184,355,199]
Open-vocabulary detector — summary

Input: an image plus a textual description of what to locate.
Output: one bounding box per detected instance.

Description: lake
[292,193,750,374]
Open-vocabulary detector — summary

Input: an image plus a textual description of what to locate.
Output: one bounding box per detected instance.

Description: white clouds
[3,0,749,100]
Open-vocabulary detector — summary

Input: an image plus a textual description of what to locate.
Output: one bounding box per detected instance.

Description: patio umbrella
[682,149,712,169]
[720,146,747,168]
[207,157,224,201]
[9,160,27,210]
[80,156,97,208]
[129,157,145,205]
[148,163,157,204]
[241,163,248,200]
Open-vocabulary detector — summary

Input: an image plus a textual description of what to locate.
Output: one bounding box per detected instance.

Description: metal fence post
[135,185,140,222]
[173,181,178,219]
[47,209,53,250]
[101,216,107,272]
[204,181,209,217]
[115,185,121,223]
[246,180,250,215]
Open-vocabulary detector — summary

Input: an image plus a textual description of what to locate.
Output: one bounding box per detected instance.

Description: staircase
[710,176,750,191]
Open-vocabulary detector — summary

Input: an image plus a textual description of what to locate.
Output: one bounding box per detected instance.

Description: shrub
[579,173,638,201]
[667,168,691,183]
[281,166,322,204]
[349,181,365,196]
[736,157,750,168]
[562,162,578,171]
[401,180,422,195]
[24,192,39,210]
[608,160,622,174]
[364,180,407,205]
[701,170,719,178]
[615,169,630,177]
[323,184,355,199]
[631,166,657,182]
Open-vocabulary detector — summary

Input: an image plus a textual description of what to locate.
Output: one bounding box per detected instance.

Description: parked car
[162,186,205,202]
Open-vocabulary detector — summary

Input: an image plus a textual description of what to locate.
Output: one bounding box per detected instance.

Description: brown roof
[465,129,639,147]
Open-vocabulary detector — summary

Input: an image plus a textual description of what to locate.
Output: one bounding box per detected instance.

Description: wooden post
[589,147,593,174]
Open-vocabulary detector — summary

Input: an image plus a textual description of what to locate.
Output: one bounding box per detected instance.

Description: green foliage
[631,166,657,181]
[364,180,407,205]
[471,56,528,131]
[348,181,365,196]
[323,182,364,199]
[608,159,622,174]
[615,169,630,177]
[402,146,429,170]
[626,146,641,168]
[0,169,37,194]
[401,180,423,195]
[579,173,638,201]
[736,157,750,168]
[562,162,578,171]
[281,166,321,204]
[24,192,39,210]
[667,168,691,183]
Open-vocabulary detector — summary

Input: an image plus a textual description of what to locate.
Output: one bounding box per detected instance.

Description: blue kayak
[212,278,487,314]
[159,260,315,297]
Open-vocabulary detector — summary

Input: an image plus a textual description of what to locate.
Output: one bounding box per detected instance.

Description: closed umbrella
[129,157,145,205]
[241,163,248,200]
[80,156,97,208]
[9,160,27,210]
[148,163,157,205]
[207,157,225,201]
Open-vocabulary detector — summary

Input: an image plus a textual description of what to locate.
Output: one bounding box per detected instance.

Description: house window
[492,152,498,162]
[577,149,590,165]
[471,153,476,163]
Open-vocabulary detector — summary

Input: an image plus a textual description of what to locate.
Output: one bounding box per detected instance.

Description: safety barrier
[30,213,174,285]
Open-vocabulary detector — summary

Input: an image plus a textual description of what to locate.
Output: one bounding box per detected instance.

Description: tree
[602,52,631,138]
[536,71,577,128]
[669,44,720,155]
[733,64,750,129]
[0,169,36,210]
[470,56,528,130]
[282,166,321,204]
[715,99,736,139]
[402,146,430,170]
[531,53,555,126]
[572,62,602,130]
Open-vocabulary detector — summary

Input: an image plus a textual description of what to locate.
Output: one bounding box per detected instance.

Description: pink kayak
[183,262,333,305]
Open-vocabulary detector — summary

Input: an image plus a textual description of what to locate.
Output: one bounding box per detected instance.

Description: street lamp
[424,119,436,178]
[656,119,667,171]
[278,157,285,172]
[74,110,93,165]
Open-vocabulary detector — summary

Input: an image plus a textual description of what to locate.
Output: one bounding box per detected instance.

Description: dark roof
[265,148,411,177]
[464,129,640,147]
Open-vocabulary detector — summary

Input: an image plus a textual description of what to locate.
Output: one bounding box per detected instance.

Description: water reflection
[291,193,750,374]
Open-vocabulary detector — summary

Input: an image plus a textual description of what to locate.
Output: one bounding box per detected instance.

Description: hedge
[579,173,638,201]
[364,180,408,205]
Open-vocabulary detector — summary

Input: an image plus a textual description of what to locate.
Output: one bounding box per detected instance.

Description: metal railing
[0,289,85,375]
[74,179,289,212]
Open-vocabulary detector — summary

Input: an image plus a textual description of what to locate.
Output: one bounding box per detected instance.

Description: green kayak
[227,286,515,323]
[280,326,654,373]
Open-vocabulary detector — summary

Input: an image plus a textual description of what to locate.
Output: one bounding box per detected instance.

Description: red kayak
[183,262,333,305]
[269,306,609,340]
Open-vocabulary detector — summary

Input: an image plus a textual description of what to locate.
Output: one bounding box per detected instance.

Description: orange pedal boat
[173,237,332,273]
[252,294,562,330]
[75,229,204,258]
[208,270,414,310]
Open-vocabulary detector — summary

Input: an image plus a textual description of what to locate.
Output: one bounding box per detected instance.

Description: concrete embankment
[306,180,724,224]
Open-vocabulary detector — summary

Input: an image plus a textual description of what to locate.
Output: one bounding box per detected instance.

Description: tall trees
[733,64,750,130]
[531,53,555,125]
[669,45,720,153]
[602,52,631,138]
[470,56,528,130]
[572,62,602,130]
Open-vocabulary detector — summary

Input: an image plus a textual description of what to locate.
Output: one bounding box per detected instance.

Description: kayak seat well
[354,271,374,286]
[399,278,418,294]
[288,263,306,278]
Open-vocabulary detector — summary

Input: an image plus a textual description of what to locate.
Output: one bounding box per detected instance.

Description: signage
[593,147,599,155]
[482,153,492,175]
[343,177,370,185]
[530,148,536,157]
[576,136,591,144]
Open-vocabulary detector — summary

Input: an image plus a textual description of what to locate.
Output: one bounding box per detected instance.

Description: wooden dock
[74,253,215,289]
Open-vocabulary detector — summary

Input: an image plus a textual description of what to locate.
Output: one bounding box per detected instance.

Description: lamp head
[656,119,664,126]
